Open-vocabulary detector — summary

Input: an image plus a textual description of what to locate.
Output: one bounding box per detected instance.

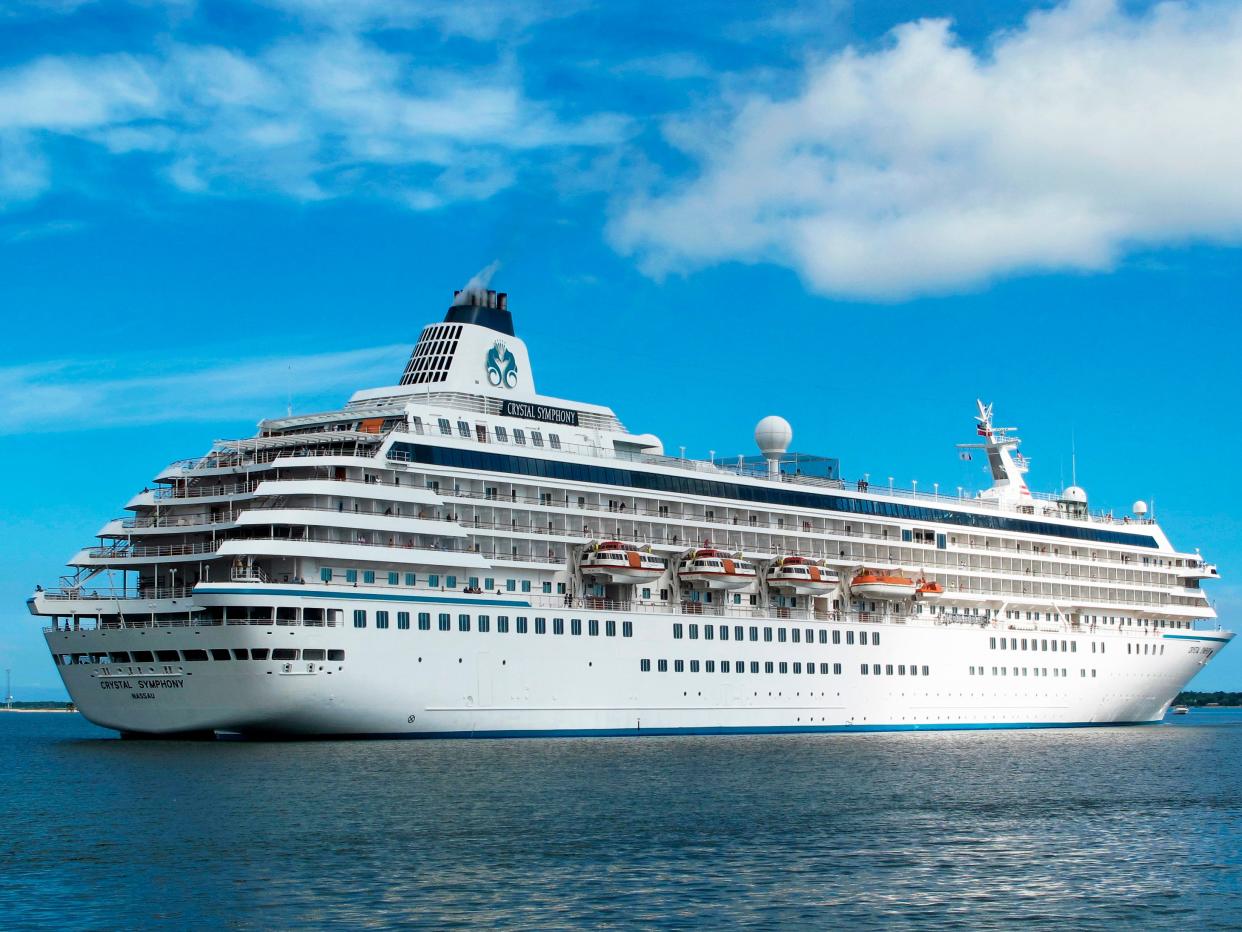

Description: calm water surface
[3,711,1240,930]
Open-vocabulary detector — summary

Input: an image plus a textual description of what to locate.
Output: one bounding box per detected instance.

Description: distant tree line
[1173,691,1242,707]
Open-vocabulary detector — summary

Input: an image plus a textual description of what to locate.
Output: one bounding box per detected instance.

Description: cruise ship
[29,288,1233,738]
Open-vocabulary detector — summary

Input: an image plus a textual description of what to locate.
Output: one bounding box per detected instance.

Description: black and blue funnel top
[443,288,514,337]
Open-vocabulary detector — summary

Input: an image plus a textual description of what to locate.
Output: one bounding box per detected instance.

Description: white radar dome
[755,415,793,457]
[1132,500,1148,516]
[1062,485,1088,504]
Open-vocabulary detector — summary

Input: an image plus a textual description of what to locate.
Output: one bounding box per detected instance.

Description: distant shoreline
[0,708,78,713]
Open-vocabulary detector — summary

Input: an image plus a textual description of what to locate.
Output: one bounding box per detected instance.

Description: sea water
[2,710,1240,930]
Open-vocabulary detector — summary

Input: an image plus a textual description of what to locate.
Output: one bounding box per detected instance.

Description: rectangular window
[571,618,583,635]
[922,665,929,675]
[689,624,699,639]
[689,660,699,672]
[418,612,430,630]
[778,661,788,674]
[793,662,802,673]
[484,577,494,590]
[397,612,410,630]
[705,660,716,673]
[405,573,416,586]
[478,615,491,632]
[345,569,358,584]
[521,580,531,593]
[886,664,894,675]
[832,630,841,644]
[495,426,508,443]
[587,618,599,636]
[846,631,855,645]
[534,617,546,634]
[704,624,714,641]
[749,626,759,641]
[388,572,399,586]
[516,617,528,634]
[438,613,451,631]
[429,574,440,588]
[446,575,457,589]
[676,660,686,672]
[764,627,773,642]
[874,633,880,646]
[778,628,787,643]
[302,649,325,661]
[363,571,375,584]
[506,579,516,591]
[861,664,869,675]
[497,616,510,633]
[622,621,633,638]
[833,663,842,674]
[353,610,367,629]
[674,623,684,639]
[764,661,774,673]
[554,618,565,635]
[320,567,333,582]
[735,626,745,641]
[750,661,760,673]
[531,430,544,447]
[376,611,389,629]
[458,614,470,632]
[606,619,616,637]
[514,428,526,445]
[549,433,561,449]
[641,659,651,672]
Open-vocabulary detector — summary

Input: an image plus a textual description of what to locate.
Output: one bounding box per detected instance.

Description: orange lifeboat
[678,548,757,590]
[916,579,945,599]
[580,540,666,584]
[766,556,839,594]
[850,570,917,600]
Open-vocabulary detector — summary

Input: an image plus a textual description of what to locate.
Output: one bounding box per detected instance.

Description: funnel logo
[486,340,518,389]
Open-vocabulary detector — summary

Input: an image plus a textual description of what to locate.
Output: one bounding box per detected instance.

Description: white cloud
[0,28,629,209]
[610,0,1242,299]
[0,345,411,434]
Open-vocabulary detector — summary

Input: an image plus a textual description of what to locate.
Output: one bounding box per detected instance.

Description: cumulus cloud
[0,28,629,210]
[0,345,411,434]
[609,0,1242,299]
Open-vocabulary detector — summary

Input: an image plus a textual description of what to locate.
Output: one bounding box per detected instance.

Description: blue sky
[2,0,1241,699]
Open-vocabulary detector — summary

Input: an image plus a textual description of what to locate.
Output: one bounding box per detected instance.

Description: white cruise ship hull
[46,592,1230,738]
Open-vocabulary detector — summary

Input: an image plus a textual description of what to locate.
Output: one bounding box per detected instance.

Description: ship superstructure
[29,289,1231,737]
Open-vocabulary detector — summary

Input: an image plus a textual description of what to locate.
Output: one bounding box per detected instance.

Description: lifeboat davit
[678,548,757,590]
[916,579,945,600]
[850,570,917,600]
[766,556,839,595]
[580,541,666,584]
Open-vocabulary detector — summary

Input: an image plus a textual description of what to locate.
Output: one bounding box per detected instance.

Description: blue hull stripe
[1161,633,1232,643]
[196,587,532,607]
[227,720,1157,741]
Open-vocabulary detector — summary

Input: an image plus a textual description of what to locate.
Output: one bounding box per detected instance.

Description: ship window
[418,612,431,630]
[886,664,894,675]
[658,660,668,672]
[376,611,389,629]
[388,572,399,586]
[438,418,451,435]
[765,662,774,673]
[354,610,367,628]
[478,615,490,632]
[764,627,773,642]
[513,428,526,445]
[155,650,179,662]
[516,617,528,633]
[689,624,699,639]
[272,649,298,661]
[704,625,714,641]
[497,616,509,633]
[872,664,881,675]
[846,631,855,645]
[549,434,561,450]
[532,431,544,447]
[398,612,410,630]
[689,660,699,672]
[859,631,868,646]
[571,618,583,635]
[495,426,508,443]
[778,628,787,643]
[832,630,841,644]
[506,579,516,591]
[411,416,424,434]
[521,580,531,593]
[673,623,684,639]
[438,613,451,631]
[457,420,470,438]
[793,662,801,673]
[623,621,633,638]
[676,660,686,672]
[429,574,440,588]
[922,665,929,675]
[553,618,565,634]
[363,570,376,584]
[535,617,546,634]
[606,620,616,637]
[182,649,209,662]
[209,649,230,661]
[641,659,651,672]
[305,608,324,625]
[458,614,470,631]
[446,576,457,589]
[586,618,598,636]
[345,569,358,583]
[320,568,333,582]
[229,649,246,660]
[251,649,270,660]
[910,665,919,676]
[328,649,345,661]
[303,649,325,661]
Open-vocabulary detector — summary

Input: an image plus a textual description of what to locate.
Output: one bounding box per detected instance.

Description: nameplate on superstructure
[500,400,579,426]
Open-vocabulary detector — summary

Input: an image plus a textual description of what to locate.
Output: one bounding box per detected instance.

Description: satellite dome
[1061,485,1088,504]
[755,416,793,458]
[1132,500,1148,516]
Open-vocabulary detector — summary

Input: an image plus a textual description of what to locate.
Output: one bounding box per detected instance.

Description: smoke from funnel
[453,260,501,305]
